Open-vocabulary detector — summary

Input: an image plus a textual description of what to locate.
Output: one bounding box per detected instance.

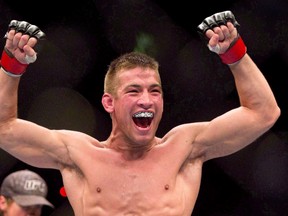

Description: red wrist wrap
[0,48,28,75]
[219,36,247,65]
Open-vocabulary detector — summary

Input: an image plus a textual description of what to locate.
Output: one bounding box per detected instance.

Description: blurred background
[0,0,287,215]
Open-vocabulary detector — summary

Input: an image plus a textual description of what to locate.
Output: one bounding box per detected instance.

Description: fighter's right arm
[0,20,73,169]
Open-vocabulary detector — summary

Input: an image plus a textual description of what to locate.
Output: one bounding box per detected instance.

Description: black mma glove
[197,11,247,65]
[0,20,46,77]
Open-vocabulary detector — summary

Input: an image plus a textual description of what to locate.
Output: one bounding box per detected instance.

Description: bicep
[195,107,265,161]
[1,118,70,169]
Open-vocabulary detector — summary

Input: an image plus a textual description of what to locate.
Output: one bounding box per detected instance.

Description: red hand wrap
[219,36,247,65]
[0,48,28,75]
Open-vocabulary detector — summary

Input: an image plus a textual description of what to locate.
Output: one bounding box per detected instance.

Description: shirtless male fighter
[0,11,280,216]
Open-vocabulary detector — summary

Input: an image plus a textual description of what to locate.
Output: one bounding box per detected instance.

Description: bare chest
[87,154,178,199]
[65,147,202,215]
[81,154,188,214]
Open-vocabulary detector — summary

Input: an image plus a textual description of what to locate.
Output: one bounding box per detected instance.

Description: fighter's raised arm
[194,11,280,161]
[0,20,75,169]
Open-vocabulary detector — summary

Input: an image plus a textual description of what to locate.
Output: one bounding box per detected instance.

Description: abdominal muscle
[62,144,203,216]
[79,170,201,216]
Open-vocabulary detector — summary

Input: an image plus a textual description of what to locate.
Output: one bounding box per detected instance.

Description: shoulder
[163,122,209,141]
[159,122,209,159]
[56,129,103,148]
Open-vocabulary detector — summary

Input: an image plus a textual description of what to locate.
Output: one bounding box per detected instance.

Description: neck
[104,134,158,160]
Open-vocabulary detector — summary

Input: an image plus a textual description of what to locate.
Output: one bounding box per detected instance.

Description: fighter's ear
[102,93,114,113]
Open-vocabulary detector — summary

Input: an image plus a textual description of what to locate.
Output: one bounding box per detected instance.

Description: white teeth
[134,112,153,118]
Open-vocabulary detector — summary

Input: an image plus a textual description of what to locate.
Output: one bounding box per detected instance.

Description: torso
[59,131,204,216]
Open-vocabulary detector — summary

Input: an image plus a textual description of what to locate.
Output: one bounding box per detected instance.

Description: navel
[97,187,101,193]
[164,184,169,190]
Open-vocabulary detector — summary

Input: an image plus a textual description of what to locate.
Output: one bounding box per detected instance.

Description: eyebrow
[124,83,162,89]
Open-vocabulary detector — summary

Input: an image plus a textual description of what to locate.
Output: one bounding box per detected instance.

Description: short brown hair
[104,52,160,96]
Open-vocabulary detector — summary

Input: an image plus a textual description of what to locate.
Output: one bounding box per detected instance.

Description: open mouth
[132,111,153,128]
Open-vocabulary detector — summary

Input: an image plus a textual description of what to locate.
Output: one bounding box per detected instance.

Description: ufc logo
[23,180,45,193]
